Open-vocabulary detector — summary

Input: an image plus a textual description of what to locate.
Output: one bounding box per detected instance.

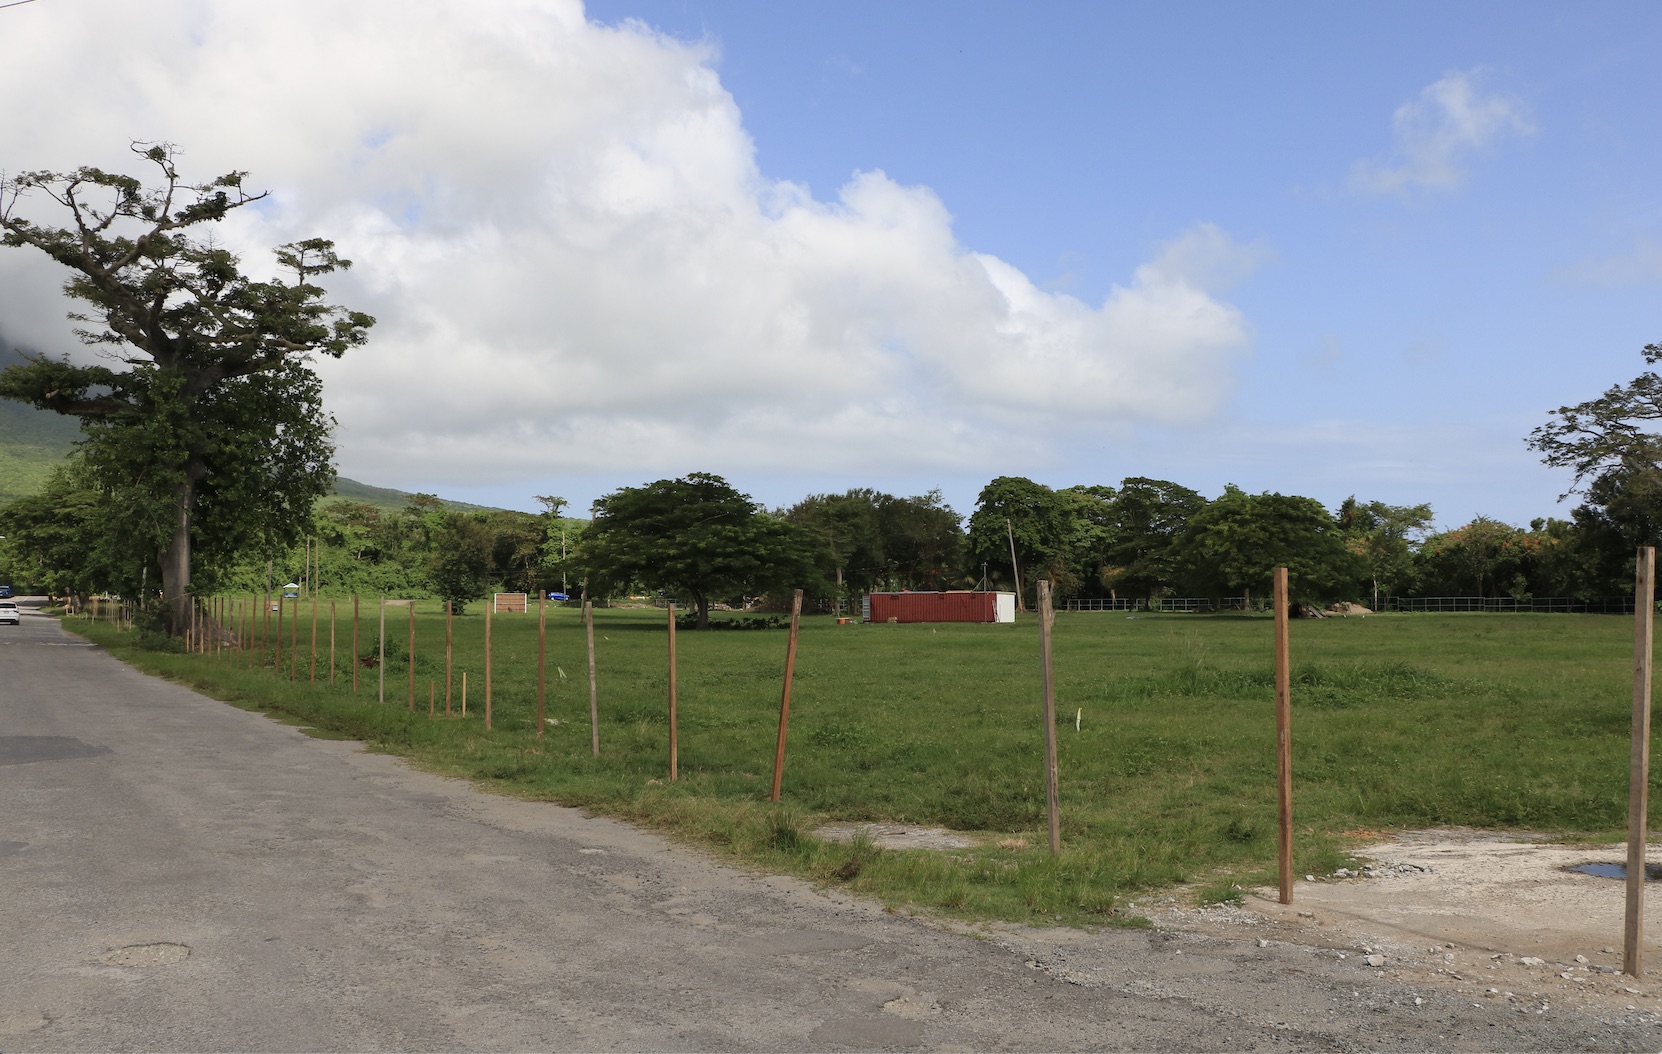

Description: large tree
[966,476,1077,605]
[1177,486,1360,607]
[1528,341,1662,498]
[0,144,373,632]
[582,472,817,628]
[1099,477,1208,603]
[1413,517,1530,599]
[786,488,964,599]
[1338,496,1434,609]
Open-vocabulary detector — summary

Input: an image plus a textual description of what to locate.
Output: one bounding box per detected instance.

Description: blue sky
[1,1,1658,530]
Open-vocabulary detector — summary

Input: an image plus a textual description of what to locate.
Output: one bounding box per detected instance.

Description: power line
[0,0,44,9]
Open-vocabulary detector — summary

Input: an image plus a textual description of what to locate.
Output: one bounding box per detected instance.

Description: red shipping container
[863,591,1013,624]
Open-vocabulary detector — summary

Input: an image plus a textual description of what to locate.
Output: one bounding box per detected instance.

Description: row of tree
[7,456,1655,628]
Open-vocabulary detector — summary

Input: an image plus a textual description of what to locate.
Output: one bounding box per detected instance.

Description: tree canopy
[0,144,373,632]
[582,472,817,628]
[1528,341,1662,500]
[1177,486,1360,605]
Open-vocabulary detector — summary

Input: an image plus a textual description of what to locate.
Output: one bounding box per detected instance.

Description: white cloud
[1553,237,1662,287]
[0,0,1257,491]
[1350,70,1535,195]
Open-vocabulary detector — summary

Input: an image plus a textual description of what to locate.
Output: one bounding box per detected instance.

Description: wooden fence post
[1038,579,1061,855]
[445,600,454,716]
[408,600,417,713]
[537,594,547,739]
[275,595,284,675]
[289,591,298,680]
[330,601,337,686]
[585,599,599,757]
[1626,546,1654,977]
[668,603,679,781]
[289,592,298,680]
[485,601,493,731]
[352,594,360,695]
[770,589,805,802]
[310,596,319,682]
[1275,566,1294,906]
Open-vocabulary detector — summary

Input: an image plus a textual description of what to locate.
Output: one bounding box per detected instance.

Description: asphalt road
[2,605,1655,1051]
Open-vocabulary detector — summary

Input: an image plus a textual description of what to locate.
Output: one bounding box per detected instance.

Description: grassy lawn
[70,604,1654,927]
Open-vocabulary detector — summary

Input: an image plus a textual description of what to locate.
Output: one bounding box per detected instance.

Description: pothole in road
[102,942,191,967]
[1565,861,1662,880]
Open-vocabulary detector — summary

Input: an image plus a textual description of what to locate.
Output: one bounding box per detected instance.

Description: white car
[0,601,19,626]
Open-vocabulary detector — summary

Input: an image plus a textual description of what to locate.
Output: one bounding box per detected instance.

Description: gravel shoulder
[1137,828,1661,1026]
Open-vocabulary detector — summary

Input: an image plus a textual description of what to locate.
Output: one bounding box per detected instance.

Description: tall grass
[72,605,1656,926]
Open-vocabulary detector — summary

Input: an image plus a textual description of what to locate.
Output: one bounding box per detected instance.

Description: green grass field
[71,605,1656,926]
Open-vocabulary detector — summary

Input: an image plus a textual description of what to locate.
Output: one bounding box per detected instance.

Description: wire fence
[1060,595,1644,615]
[1060,597,1213,613]
[1382,596,1640,614]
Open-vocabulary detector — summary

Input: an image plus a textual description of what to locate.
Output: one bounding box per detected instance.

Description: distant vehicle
[546,591,569,601]
[0,601,20,626]
[0,585,13,598]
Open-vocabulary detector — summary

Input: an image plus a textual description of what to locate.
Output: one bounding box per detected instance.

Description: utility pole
[1006,517,1026,613]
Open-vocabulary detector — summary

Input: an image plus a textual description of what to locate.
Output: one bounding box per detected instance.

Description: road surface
[1,603,1653,1050]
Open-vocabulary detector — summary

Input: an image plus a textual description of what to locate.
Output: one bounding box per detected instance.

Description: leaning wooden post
[536,594,547,739]
[770,589,805,802]
[329,601,337,686]
[668,603,679,781]
[1038,579,1061,855]
[585,599,599,757]
[351,594,360,695]
[445,600,453,716]
[1626,546,1655,977]
[1274,566,1295,906]
[378,595,386,705]
[408,600,417,713]
[309,595,319,682]
[485,601,493,731]
[275,594,285,675]
[1006,517,1026,613]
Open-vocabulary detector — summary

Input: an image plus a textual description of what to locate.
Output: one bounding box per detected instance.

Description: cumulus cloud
[1350,69,1535,195]
[0,0,1257,490]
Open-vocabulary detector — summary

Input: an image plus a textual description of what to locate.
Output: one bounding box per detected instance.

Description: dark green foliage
[1098,477,1208,602]
[1176,485,1362,605]
[784,487,964,603]
[582,472,819,628]
[966,476,1080,603]
[427,512,496,614]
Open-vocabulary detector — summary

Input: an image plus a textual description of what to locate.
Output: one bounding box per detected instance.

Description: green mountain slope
[0,348,84,505]
[0,348,505,513]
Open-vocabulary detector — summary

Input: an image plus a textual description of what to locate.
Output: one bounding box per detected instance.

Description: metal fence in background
[1381,596,1639,614]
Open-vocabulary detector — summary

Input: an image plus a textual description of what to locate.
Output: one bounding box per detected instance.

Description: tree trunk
[161,476,199,636]
[694,591,710,630]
